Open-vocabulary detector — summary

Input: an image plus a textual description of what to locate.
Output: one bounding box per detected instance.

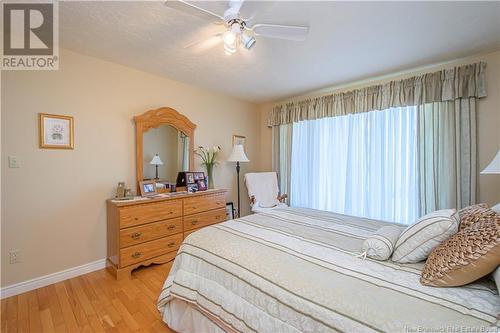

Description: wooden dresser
[106,189,227,279]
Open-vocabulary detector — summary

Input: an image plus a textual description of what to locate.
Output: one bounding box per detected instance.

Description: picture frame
[232,135,246,149]
[185,172,195,184]
[194,172,205,181]
[187,183,198,193]
[225,202,235,220]
[39,113,74,149]
[139,180,157,197]
[196,179,207,191]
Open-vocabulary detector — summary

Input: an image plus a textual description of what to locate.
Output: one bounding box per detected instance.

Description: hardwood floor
[1,263,175,333]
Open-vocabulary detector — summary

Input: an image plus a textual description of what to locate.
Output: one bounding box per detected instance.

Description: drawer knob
[191,219,198,225]
[191,206,197,210]
[167,242,176,248]
[131,252,142,259]
[167,225,176,230]
[134,217,139,221]
[131,232,142,239]
[216,215,221,219]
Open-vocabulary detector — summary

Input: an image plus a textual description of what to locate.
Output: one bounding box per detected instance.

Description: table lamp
[227,145,249,218]
[480,149,500,212]
[150,153,163,180]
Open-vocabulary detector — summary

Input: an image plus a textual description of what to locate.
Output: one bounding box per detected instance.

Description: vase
[205,163,215,189]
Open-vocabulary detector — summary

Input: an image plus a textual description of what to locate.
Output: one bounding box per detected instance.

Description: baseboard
[0,258,106,299]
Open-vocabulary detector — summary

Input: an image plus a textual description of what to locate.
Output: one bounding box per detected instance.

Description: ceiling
[59,1,500,103]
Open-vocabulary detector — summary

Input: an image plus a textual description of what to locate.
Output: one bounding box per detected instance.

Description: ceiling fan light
[224,43,236,55]
[241,33,256,50]
[223,30,236,47]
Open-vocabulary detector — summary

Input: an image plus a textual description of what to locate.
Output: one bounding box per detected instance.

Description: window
[290,106,418,224]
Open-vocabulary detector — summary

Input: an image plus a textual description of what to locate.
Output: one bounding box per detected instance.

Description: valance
[268,62,486,126]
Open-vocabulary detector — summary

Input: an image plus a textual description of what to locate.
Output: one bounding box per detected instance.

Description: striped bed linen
[157,207,500,332]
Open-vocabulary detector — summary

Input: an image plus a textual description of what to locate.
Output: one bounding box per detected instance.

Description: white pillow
[392,209,459,263]
[361,226,404,261]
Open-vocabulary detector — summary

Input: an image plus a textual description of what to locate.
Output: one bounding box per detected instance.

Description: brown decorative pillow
[458,203,497,231]
[420,217,500,287]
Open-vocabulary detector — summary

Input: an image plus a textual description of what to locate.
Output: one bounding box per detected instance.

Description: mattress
[157,207,500,332]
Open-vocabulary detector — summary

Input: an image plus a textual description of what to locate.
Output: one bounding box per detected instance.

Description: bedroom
[1,0,499,332]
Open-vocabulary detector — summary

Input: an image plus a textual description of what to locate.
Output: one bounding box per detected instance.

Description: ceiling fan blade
[239,1,276,22]
[251,24,309,41]
[164,0,224,22]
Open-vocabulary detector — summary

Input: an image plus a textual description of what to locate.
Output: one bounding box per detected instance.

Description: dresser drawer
[119,217,182,248]
[119,200,182,228]
[119,233,183,267]
[184,193,225,215]
[184,208,227,231]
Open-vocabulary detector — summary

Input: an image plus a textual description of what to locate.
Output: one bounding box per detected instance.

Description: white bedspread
[158,207,499,332]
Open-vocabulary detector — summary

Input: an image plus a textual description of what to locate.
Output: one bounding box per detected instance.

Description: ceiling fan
[164,0,309,55]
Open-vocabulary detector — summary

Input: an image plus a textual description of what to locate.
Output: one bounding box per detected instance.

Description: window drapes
[268,62,485,127]
[270,62,485,223]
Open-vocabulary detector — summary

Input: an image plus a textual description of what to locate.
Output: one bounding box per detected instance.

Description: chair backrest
[244,172,280,208]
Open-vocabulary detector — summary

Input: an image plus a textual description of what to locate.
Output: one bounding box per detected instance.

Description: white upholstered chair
[244,172,288,213]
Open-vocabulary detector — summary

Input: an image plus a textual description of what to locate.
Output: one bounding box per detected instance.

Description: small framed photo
[196,179,207,191]
[139,180,157,197]
[226,202,235,220]
[232,135,246,149]
[194,172,205,181]
[187,183,198,193]
[39,113,74,149]
[186,172,195,184]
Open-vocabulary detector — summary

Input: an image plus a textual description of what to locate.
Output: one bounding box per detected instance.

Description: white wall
[1,48,260,287]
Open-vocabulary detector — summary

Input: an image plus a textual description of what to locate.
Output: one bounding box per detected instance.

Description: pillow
[458,203,497,231]
[420,218,500,287]
[392,209,459,263]
[361,226,403,261]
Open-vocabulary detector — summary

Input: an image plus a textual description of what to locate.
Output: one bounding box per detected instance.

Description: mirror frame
[134,107,196,192]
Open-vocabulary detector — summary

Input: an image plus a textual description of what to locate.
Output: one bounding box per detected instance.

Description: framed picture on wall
[232,135,246,149]
[39,113,74,149]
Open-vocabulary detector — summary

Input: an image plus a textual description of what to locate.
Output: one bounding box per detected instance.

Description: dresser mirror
[135,107,196,192]
[142,125,190,180]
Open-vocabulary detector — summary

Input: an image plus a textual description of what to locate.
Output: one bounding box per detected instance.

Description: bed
[157,207,499,332]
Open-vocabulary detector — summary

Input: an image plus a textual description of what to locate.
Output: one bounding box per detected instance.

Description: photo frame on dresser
[194,172,205,181]
[196,179,207,191]
[139,180,157,197]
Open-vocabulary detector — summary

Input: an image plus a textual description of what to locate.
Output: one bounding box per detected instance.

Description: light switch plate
[8,156,20,168]
[9,250,21,264]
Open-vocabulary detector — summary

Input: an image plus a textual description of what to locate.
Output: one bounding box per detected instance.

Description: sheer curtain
[290,106,419,224]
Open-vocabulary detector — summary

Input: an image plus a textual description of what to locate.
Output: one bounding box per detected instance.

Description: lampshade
[150,154,163,165]
[481,150,500,174]
[227,145,249,162]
